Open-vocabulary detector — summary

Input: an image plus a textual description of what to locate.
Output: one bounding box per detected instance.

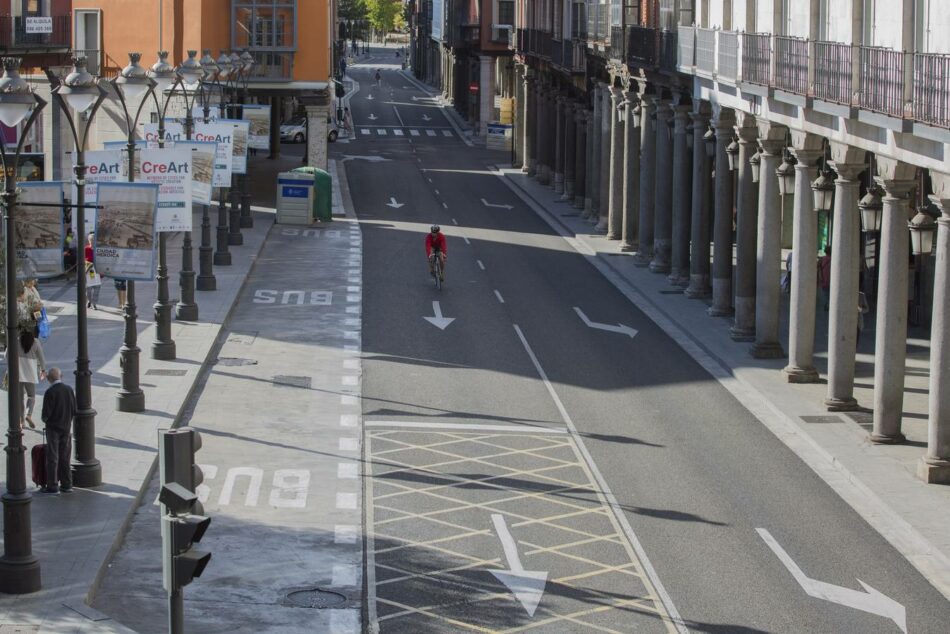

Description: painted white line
[343,358,360,369]
[393,129,404,136]
[490,513,548,616]
[341,395,358,406]
[462,236,471,245]
[441,202,448,209]
[340,414,358,427]
[511,324,688,632]
[338,463,359,479]
[360,129,370,136]
[494,290,505,304]
[345,305,361,314]
[442,130,453,137]
[410,129,420,136]
[477,260,486,271]
[342,375,359,386]
[343,344,359,353]
[349,247,360,253]
[377,129,387,135]
[339,437,359,451]
[427,177,433,183]
[347,294,361,303]
[343,331,360,340]
[344,318,361,327]
[335,524,359,544]
[336,492,358,509]
[364,421,567,434]
[347,285,362,292]
[451,218,458,225]
[329,610,359,634]
[332,563,358,586]
[434,189,440,195]
[426,129,436,137]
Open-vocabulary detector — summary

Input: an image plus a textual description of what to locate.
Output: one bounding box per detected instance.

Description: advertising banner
[223,119,250,175]
[242,104,271,150]
[135,148,193,232]
[193,121,234,186]
[144,120,186,145]
[172,141,216,206]
[15,182,65,279]
[93,182,159,280]
[75,149,124,235]
[191,105,221,123]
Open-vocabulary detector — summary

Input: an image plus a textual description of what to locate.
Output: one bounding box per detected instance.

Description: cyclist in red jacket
[425,225,447,281]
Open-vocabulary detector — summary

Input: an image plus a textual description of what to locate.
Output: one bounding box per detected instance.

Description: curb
[398,70,474,148]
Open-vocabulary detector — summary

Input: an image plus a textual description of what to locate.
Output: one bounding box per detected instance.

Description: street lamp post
[0,56,46,595]
[188,50,219,290]
[211,52,233,266]
[48,58,109,488]
[112,53,157,412]
[147,51,181,358]
[226,51,243,247]
[238,50,255,229]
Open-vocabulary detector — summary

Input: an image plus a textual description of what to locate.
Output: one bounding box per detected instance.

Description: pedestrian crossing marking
[426,130,436,137]
[354,126,456,140]
[441,130,452,137]
[377,129,387,135]
[394,129,404,136]
[410,129,420,136]
[361,129,370,135]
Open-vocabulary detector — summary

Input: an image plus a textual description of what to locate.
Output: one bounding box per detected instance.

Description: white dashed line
[494,290,505,304]
[377,129,387,135]
[339,437,359,451]
[477,260,485,270]
[341,395,358,406]
[451,218,458,225]
[340,414,358,427]
[343,344,359,353]
[344,318,361,327]
[335,525,359,544]
[336,492,357,509]
[337,463,359,479]
[342,375,359,386]
[442,202,448,209]
[332,564,358,586]
[343,358,360,370]
[347,285,362,292]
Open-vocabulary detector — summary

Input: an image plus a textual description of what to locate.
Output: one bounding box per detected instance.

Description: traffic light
[160,428,211,632]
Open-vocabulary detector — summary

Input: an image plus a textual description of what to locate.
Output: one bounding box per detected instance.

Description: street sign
[24,17,52,34]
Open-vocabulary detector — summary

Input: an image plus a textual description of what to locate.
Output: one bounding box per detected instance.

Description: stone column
[574,107,588,210]
[478,55,492,137]
[305,103,329,170]
[587,85,603,219]
[730,115,759,340]
[523,71,536,175]
[584,105,596,215]
[554,96,566,194]
[620,90,640,251]
[750,126,788,358]
[534,84,545,182]
[538,89,552,185]
[606,85,625,240]
[920,177,950,484]
[870,159,916,443]
[783,134,823,382]
[595,83,612,230]
[513,66,524,169]
[669,101,693,285]
[635,94,657,266]
[708,110,736,313]
[650,98,673,272]
[563,101,576,201]
[825,144,866,411]
[686,105,712,297]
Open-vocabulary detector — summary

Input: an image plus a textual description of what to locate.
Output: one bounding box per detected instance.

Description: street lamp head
[0,57,36,127]
[750,150,761,184]
[240,50,255,73]
[58,57,100,113]
[775,153,796,196]
[180,50,205,88]
[908,209,937,256]
[726,139,739,171]
[229,51,242,77]
[858,187,884,233]
[216,52,233,81]
[703,126,716,158]
[115,52,151,100]
[148,51,177,94]
[811,171,835,212]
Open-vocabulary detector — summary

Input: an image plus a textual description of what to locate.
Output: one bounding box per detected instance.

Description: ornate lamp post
[111,53,157,411]
[211,51,233,265]
[192,50,220,289]
[225,51,244,247]
[239,50,255,228]
[0,57,46,594]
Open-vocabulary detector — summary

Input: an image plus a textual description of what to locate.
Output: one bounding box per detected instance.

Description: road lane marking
[477,260,485,270]
[339,437,359,451]
[462,236,471,245]
[338,463,359,479]
[423,301,455,330]
[494,290,505,304]
[363,421,567,434]
[426,129,436,137]
[337,492,358,509]
[340,414,358,427]
[410,129,420,136]
[335,525,359,544]
[573,307,639,338]
[434,189,440,195]
[442,202,448,209]
[377,129,387,135]
[512,324,688,633]
[361,129,370,135]
[490,513,548,617]
[442,130,453,137]
[393,129,404,136]
[332,564,358,586]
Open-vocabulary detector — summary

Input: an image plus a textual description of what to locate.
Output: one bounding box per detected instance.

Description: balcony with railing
[677,25,695,71]
[659,29,677,72]
[857,46,906,117]
[626,25,658,68]
[717,31,738,82]
[773,36,808,94]
[740,32,771,85]
[695,27,715,76]
[914,52,950,128]
[813,41,852,105]
[0,14,71,50]
[610,26,624,60]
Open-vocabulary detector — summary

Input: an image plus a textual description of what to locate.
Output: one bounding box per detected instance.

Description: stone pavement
[499,166,950,602]
[0,154,316,632]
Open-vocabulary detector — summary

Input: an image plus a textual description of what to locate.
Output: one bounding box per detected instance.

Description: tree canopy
[366,0,402,33]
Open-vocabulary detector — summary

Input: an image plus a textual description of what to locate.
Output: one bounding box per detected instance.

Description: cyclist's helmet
[430,225,441,233]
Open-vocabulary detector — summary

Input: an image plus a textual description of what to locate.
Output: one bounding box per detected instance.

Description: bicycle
[430,251,444,290]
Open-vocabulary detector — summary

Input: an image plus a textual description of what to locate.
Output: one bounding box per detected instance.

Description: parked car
[279,117,339,143]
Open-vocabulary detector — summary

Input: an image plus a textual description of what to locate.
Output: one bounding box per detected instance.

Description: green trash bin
[292,166,333,222]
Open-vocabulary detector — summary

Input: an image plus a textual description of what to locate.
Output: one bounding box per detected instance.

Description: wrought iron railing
[677,25,695,70]
[610,26,624,60]
[717,31,739,81]
[914,52,950,128]
[858,46,905,117]
[813,41,853,105]
[0,15,71,49]
[695,27,716,75]
[627,25,658,68]
[773,35,809,94]
[551,36,565,67]
[659,29,677,72]
[740,32,771,85]
[538,30,553,58]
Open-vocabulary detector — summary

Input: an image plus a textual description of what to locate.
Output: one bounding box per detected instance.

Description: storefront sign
[93,182,159,280]
[15,182,65,278]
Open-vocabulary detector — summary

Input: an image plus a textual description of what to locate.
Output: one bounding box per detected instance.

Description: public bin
[292,166,333,222]
[276,171,315,225]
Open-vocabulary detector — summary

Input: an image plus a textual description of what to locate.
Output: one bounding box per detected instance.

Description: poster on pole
[93,182,159,280]
[171,141,215,206]
[144,120,186,145]
[242,104,271,150]
[134,148,193,232]
[15,182,65,279]
[191,105,221,123]
[221,119,249,174]
[74,149,124,235]
[194,121,234,186]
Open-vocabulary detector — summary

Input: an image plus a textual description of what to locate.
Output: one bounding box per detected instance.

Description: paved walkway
[0,155,309,632]
[499,166,950,602]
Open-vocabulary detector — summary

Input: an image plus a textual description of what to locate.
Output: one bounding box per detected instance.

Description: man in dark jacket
[40,367,76,493]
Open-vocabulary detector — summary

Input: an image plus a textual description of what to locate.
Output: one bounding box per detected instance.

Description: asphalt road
[345,58,950,633]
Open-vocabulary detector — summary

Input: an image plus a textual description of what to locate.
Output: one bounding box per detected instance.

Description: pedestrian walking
[114,279,127,308]
[342,107,354,137]
[63,226,77,279]
[4,329,47,429]
[375,69,381,87]
[781,251,792,294]
[817,246,832,310]
[40,367,76,494]
[84,232,101,309]
[339,57,347,78]
[857,290,870,346]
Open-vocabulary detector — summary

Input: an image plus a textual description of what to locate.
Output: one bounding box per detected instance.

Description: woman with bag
[3,329,47,429]
[84,232,101,309]
[23,278,43,336]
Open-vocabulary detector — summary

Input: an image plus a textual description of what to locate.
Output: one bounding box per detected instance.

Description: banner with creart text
[143,120,186,146]
[171,141,216,206]
[134,148,193,232]
[93,182,159,280]
[193,121,234,186]
[73,149,124,236]
[15,182,65,279]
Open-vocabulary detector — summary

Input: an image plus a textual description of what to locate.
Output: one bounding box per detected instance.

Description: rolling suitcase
[31,439,47,488]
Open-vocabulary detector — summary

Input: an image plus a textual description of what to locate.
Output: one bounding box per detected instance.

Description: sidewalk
[0,177,275,630]
[499,166,950,601]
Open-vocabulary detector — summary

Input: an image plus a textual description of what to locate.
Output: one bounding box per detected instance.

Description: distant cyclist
[375,69,381,87]
[425,225,447,281]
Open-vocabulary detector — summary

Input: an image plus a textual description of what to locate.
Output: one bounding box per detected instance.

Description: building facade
[510,0,950,484]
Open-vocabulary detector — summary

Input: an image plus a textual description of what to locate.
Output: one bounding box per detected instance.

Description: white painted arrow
[366,93,375,100]
[490,514,547,616]
[757,528,907,633]
[481,198,514,210]
[368,113,378,120]
[573,307,638,338]
[423,301,454,330]
[421,114,432,121]
[341,155,392,163]
[385,197,404,209]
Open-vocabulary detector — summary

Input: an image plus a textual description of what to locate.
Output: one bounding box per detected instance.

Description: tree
[366,0,401,34]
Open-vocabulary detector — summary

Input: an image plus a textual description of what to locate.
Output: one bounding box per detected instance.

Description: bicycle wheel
[434,258,443,290]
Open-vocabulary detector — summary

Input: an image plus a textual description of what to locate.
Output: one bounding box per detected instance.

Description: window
[498,0,514,26]
[232,0,296,50]
[74,9,101,74]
